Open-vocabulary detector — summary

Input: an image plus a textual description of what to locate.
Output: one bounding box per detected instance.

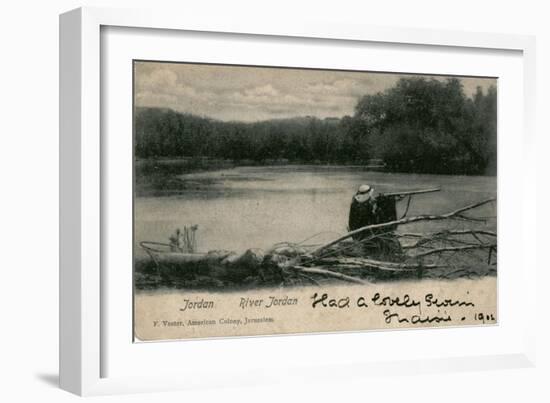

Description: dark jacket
[348,195,399,238]
[373,195,398,231]
[348,197,376,240]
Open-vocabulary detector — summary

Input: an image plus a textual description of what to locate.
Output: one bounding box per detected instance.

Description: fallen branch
[452,214,487,222]
[294,272,321,286]
[411,244,496,259]
[308,229,397,262]
[398,229,497,238]
[290,266,368,284]
[318,257,446,271]
[400,229,497,249]
[312,198,496,256]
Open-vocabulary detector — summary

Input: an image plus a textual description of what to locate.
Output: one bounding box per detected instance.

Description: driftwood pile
[136,193,496,289]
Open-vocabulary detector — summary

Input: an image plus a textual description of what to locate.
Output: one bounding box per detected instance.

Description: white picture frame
[59,6,537,396]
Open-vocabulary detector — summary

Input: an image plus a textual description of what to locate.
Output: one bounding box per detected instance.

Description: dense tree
[135,77,497,175]
[135,110,354,163]
[354,77,497,175]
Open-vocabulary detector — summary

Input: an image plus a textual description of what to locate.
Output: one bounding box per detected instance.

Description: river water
[134,165,496,256]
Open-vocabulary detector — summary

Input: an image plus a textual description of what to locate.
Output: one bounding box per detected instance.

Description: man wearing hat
[348,184,403,255]
[348,184,376,241]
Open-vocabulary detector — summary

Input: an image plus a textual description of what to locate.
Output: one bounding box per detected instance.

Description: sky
[134,61,496,122]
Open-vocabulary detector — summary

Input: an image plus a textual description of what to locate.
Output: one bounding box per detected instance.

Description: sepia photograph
[133,61,497,341]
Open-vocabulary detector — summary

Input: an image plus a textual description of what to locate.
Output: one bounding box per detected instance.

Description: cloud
[137,68,177,91]
[243,84,280,97]
[134,61,496,122]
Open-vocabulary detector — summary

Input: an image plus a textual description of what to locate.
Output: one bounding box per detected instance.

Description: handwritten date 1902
[474,313,496,323]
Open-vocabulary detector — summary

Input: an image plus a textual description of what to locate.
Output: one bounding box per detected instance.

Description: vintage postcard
[133,61,497,341]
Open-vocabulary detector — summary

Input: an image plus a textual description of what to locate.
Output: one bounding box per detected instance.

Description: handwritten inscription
[137,279,497,341]
[311,292,475,310]
[310,291,488,326]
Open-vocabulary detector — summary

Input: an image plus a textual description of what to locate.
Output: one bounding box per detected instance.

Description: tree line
[135,77,497,175]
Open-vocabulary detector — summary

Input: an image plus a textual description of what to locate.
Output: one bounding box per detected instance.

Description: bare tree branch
[312,198,496,256]
[398,229,496,238]
[411,244,496,259]
[290,266,368,284]
[317,257,447,271]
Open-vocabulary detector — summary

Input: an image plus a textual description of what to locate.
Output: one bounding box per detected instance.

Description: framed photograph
[60,7,537,396]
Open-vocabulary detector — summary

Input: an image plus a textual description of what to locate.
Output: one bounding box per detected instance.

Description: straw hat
[354,184,373,203]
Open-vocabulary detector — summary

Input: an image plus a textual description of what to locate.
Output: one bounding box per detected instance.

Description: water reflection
[135,166,496,255]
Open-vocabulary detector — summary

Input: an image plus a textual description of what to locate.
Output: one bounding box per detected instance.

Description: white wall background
[0,0,547,401]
